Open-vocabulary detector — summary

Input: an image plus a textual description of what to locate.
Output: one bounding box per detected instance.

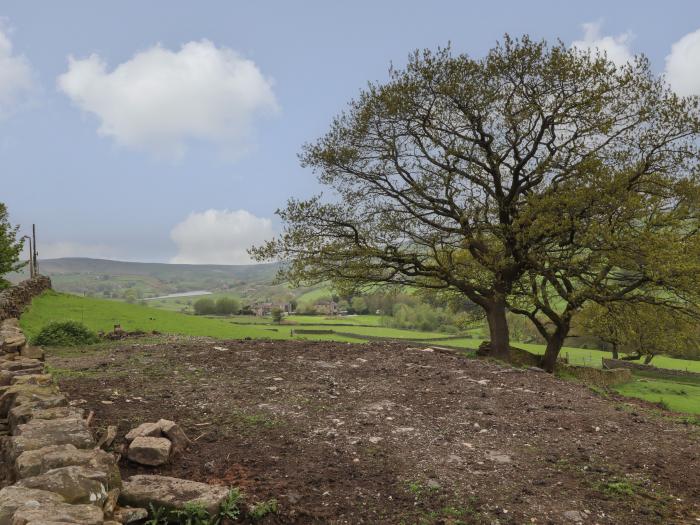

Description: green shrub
[33,321,99,347]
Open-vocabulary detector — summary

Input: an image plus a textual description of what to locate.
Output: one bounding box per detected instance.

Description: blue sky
[2,1,699,263]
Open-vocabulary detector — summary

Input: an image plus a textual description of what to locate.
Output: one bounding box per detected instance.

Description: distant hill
[10,257,299,303]
[35,257,280,281]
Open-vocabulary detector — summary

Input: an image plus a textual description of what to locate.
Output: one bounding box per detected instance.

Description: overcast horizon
[3,1,700,265]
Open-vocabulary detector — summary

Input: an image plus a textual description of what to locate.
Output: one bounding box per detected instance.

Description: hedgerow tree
[0,203,25,289]
[251,36,700,360]
[509,161,700,371]
[578,303,700,363]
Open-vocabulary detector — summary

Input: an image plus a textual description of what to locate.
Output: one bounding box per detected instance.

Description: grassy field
[614,372,700,415]
[20,291,700,415]
[20,291,445,344]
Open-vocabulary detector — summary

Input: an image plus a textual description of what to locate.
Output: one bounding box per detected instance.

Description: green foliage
[145,488,246,524]
[0,203,25,289]
[579,303,700,362]
[33,321,99,347]
[194,297,240,316]
[383,303,458,333]
[193,298,216,315]
[215,297,240,315]
[252,36,700,363]
[172,502,210,524]
[271,307,283,324]
[249,498,278,520]
[218,488,243,520]
[596,479,636,498]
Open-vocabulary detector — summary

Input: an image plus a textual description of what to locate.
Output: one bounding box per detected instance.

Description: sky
[2,1,700,264]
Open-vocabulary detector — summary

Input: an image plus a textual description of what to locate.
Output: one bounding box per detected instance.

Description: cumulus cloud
[57,40,278,159]
[665,28,700,96]
[0,24,34,117]
[170,209,274,265]
[571,21,634,66]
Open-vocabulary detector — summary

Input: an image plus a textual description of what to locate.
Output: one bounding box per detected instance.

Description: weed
[172,502,210,525]
[596,479,636,498]
[218,487,244,520]
[249,498,278,519]
[145,504,169,525]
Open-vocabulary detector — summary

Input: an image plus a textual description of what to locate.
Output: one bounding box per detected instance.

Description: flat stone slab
[125,422,161,441]
[15,444,121,488]
[120,475,231,514]
[0,486,64,525]
[127,436,171,466]
[6,419,95,464]
[11,502,104,524]
[8,405,78,433]
[17,466,109,506]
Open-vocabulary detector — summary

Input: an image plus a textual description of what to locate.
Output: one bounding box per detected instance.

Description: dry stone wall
[603,358,700,378]
[0,278,235,523]
[0,323,134,523]
[0,276,51,322]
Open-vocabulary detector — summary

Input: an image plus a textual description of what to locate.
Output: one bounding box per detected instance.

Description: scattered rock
[120,475,231,514]
[127,436,171,466]
[124,422,161,442]
[563,510,585,522]
[97,425,118,450]
[486,451,512,464]
[157,419,191,454]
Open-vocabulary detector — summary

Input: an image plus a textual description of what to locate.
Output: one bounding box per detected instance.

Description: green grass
[21,291,700,415]
[614,373,700,415]
[20,291,446,345]
[295,287,333,305]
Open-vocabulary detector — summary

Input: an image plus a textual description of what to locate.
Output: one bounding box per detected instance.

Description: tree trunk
[644,353,655,365]
[541,325,568,373]
[485,296,510,359]
[611,343,619,360]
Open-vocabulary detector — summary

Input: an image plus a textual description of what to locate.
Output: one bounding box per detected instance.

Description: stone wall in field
[602,358,700,378]
[0,284,130,523]
[559,364,632,388]
[0,275,51,322]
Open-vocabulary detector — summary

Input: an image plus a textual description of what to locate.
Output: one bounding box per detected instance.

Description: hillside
[10,257,321,304]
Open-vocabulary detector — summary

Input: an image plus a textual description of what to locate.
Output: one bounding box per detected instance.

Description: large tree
[509,163,700,371]
[252,36,700,359]
[0,203,25,289]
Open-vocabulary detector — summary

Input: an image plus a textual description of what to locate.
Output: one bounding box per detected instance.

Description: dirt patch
[49,338,700,524]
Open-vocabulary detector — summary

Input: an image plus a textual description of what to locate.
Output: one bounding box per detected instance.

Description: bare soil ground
[48,338,700,524]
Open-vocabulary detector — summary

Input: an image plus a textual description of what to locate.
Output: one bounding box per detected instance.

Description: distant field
[21,291,700,415]
[614,372,700,415]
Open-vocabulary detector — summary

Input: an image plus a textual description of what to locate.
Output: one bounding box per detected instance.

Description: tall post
[32,224,38,276]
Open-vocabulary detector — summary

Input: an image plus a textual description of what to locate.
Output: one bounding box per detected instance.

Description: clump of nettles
[33,320,99,347]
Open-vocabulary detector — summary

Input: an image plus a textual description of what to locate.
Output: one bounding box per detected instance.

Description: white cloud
[665,28,700,96]
[0,24,34,117]
[571,21,634,66]
[57,40,278,159]
[170,209,274,265]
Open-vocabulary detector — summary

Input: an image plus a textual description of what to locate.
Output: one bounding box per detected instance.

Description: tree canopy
[0,203,25,289]
[252,36,700,364]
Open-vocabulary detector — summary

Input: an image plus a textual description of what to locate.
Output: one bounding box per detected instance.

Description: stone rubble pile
[124,419,191,467]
